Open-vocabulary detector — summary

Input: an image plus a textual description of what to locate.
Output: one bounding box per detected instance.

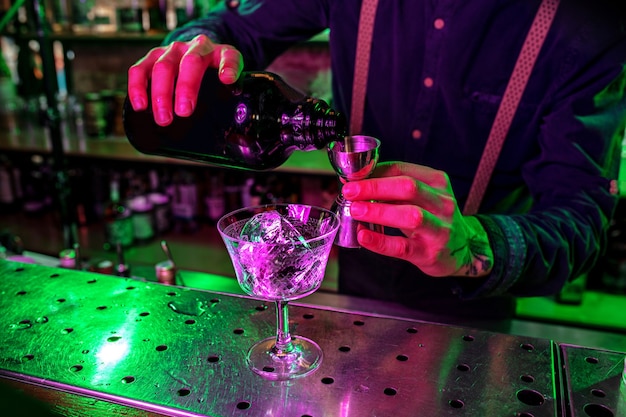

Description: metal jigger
[327,135,381,248]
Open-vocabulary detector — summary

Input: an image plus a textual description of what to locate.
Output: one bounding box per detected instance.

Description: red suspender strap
[350,0,379,136]
[351,0,560,215]
[463,0,560,214]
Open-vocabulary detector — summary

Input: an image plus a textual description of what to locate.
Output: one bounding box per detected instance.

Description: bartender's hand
[127,34,244,126]
[342,161,494,278]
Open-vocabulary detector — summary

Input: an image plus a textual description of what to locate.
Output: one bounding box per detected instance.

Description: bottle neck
[281,99,346,150]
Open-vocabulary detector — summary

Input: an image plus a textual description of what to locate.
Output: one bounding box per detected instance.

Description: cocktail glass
[217,204,339,380]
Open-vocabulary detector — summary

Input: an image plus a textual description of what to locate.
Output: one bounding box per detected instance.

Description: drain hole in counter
[448,399,464,408]
[591,389,606,398]
[236,401,251,410]
[520,343,535,352]
[177,388,191,396]
[233,328,245,335]
[520,374,535,383]
[516,389,545,406]
[321,377,334,385]
[50,273,60,278]
[156,345,168,351]
[583,403,614,417]
[207,355,220,363]
[70,365,83,372]
[121,376,135,384]
[462,335,474,342]
[338,346,351,353]
[456,363,470,372]
[585,356,599,364]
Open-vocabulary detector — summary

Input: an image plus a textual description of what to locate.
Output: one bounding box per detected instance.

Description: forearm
[458,193,616,300]
[162,0,328,70]
[453,215,494,278]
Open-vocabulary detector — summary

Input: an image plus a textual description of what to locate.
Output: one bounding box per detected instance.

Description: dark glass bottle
[103,175,134,250]
[123,70,346,171]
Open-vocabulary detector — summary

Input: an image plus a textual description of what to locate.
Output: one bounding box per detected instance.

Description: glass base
[246,335,323,381]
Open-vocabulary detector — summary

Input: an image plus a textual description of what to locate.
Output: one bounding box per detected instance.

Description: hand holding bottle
[127,34,244,126]
[341,161,494,279]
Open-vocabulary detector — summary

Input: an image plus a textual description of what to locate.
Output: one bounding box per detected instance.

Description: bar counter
[1,260,624,417]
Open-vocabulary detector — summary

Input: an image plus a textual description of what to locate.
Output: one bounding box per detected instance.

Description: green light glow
[96,338,129,366]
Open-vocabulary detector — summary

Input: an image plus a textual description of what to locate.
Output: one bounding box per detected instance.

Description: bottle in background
[204,170,224,223]
[115,0,143,32]
[0,156,17,213]
[144,0,165,32]
[165,0,194,29]
[171,169,199,232]
[148,169,172,235]
[92,0,118,32]
[103,173,134,250]
[128,195,155,244]
[123,70,346,171]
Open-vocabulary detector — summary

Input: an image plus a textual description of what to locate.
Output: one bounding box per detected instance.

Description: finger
[351,202,447,246]
[218,46,244,84]
[374,161,452,190]
[174,37,217,117]
[344,176,418,202]
[127,47,165,111]
[350,202,424,230]
[151,43,189,126]
[344,178,454,216]
[357,228,421,263]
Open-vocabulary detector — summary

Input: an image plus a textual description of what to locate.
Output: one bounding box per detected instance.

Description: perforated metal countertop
[0,260,624,416]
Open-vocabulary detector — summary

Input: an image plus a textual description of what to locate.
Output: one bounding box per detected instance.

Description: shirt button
[412,129,422,140]
[423,77,434,88]
[434,18,445,29]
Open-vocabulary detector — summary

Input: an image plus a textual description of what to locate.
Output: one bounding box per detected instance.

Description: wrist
[454,215,494,277]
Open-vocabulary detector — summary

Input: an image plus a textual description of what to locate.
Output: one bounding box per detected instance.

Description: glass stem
[273,300,294,355]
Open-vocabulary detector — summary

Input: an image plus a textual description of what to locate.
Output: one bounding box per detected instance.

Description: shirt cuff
[454,214,526,299]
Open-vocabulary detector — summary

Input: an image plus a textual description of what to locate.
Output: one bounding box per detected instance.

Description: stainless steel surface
[1,260,561,416]
[327,135,381,248]
[327,136,380,181]
[560,344,626,417]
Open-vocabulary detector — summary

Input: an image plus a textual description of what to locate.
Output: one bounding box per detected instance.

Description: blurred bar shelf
[0,126,335,175]
[2,28,330,45]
